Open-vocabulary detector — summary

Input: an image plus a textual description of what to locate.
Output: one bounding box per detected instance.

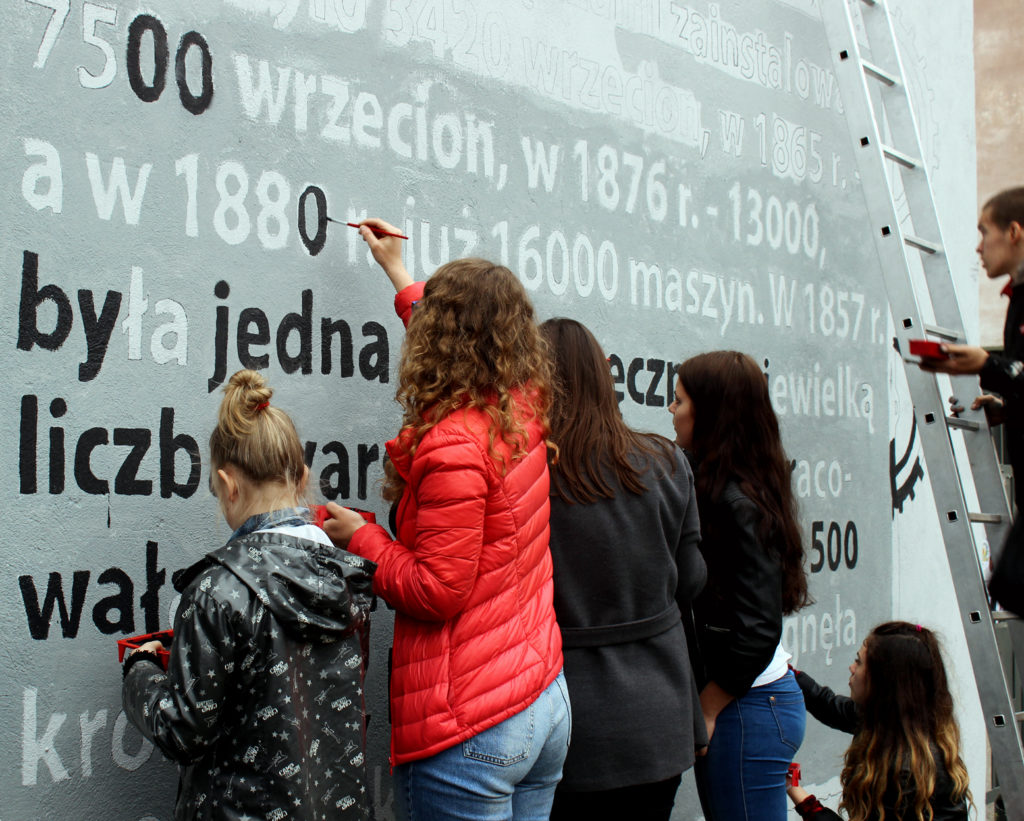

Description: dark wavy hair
[675,351,809,613]
[841,622,971,821]
[541,318,676,504]
[382,259,552,502]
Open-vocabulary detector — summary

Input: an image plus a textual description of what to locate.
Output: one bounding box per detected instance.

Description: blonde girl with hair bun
[122,369,376,821]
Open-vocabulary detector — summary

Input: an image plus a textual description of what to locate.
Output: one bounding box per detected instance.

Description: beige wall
[976,0,1024,345]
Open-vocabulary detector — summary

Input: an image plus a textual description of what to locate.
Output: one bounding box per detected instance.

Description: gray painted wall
[0,1,978,818]
[975,0,1020,346]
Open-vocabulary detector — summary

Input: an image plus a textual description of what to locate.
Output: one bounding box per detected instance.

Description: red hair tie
[915,624,922,631]
[256,401,270,412]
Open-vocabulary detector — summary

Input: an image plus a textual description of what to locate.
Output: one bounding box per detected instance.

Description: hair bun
[227,369,273,415]
[209,369,306,488]
[219,370,274,439]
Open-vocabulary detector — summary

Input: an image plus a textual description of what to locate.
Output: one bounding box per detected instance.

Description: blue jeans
[695,670,805,821]
[394,671,572,821]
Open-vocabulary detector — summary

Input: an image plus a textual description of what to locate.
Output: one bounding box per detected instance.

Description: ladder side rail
[1007,618,1024,701]
[924,369,1012,551]
[851,2,972,339]
[833,0,1015,658]
[844,180,1024,805]
[857,0,1017,545]
[904,358,1024,804]
[853,5,1015,533]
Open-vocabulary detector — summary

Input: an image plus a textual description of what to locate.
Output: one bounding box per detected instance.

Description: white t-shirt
[751,641,791,688]
[261,523,333,546]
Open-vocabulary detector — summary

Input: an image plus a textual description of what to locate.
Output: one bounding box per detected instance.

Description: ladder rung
[905,234,942,254]
[922,324,959,341]
[992,611,1021,623]
[946,416,980,432]
[967,512,1005,525]
[881,144,920,169]
[861,59,897,86]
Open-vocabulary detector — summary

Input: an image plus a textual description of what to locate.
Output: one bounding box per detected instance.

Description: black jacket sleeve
[980,353,1024,405]
[792,753,968,821]
[795,669,860,734]
[697,485,783,696]
[794,795,840,819]
[122,578,239,763]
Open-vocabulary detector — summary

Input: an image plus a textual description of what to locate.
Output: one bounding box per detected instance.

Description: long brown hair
[383,259,552,501]
[541,318,676,503]
[841,622,971,821]
[675,351,809,613]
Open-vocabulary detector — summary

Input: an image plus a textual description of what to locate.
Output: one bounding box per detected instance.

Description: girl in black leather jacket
[671,351,812,821]
[788,621,971,820]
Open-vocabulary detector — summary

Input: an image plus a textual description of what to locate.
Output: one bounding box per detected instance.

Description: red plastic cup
[908,339,948,361]
[311,505,376,528]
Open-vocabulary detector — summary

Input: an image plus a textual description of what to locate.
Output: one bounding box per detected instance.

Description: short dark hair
[983,187,1024,228]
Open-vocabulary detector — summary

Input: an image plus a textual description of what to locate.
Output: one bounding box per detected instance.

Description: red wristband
[794,795,824,817]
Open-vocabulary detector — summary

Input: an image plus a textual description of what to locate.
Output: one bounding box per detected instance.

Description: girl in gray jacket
[543,318,707,821]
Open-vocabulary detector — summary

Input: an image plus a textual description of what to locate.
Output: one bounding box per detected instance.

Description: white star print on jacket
[122,508,376,821]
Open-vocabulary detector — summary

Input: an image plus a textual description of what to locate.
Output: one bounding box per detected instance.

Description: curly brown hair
[382,259,552,501]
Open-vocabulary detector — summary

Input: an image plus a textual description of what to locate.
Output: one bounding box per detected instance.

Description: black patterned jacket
[122,509,376,821]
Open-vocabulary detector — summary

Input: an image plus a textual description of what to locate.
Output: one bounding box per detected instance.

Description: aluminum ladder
[819,0,1024,813]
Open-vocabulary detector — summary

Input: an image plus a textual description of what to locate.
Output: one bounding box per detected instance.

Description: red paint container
[117,630,173,669]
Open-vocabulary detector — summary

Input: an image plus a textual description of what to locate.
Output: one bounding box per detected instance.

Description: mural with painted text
[0,1,976,818]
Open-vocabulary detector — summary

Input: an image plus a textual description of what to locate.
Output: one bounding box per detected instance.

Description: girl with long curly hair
[789,621,971,820]
[324,219,569,821]
[671,350,811,821]
[541,318,706,821]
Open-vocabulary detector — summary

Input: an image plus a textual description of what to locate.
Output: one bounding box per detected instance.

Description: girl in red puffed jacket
[324,219,569,821]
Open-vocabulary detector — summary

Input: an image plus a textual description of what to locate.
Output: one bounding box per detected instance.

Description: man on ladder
[919,190,1024,821]
[921,186,1024,511]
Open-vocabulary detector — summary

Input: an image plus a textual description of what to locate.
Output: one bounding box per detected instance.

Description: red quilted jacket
[347,283,563,766]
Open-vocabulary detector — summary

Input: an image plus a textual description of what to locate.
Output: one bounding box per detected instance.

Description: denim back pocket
[463,704,536,766]
[768,690,806,753]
